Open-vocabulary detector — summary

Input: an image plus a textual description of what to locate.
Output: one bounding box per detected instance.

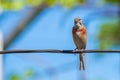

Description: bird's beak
[76,22,82,27]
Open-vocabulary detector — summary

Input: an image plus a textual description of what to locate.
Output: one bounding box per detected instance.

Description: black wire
[0,49,120,54]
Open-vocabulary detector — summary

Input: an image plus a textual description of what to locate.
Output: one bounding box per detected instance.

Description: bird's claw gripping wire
[73,48,78,55]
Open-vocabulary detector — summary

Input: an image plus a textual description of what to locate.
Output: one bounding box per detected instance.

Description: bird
[72,17,87,70]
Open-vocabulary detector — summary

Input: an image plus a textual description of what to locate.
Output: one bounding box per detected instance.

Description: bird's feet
[73,48,78,55]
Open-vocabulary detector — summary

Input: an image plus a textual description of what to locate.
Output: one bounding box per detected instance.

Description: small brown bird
[72,17,87,70]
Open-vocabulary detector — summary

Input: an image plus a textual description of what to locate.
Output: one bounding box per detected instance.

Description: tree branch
[4,3,47,49]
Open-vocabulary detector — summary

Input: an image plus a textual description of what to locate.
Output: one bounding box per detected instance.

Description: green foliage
[58,0,77,8]
[1,1,25,10]
[0,0,86,10]
[1,0,44,10]
[46,0,55,6]
[77,0,85,4]
[98,21,120,49]
[10,74,21,80]
[58,0,85,8]
[26,0,44,6]
[9,69,35,80]
[104,0,119,4]
[1,0,118,10]
[25,69,34,77]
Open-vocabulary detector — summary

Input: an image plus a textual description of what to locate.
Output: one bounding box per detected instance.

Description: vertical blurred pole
[0,30,3,80]
[0,1,3,79]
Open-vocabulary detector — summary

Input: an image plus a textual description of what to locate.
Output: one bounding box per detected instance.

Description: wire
[0,49,120,54]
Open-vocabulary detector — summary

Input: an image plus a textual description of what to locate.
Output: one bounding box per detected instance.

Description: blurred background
[0,0,120,80]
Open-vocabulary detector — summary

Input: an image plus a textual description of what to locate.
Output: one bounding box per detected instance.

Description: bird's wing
[72,27,79,49]
[72,33,78,49]
[82,25,87,49]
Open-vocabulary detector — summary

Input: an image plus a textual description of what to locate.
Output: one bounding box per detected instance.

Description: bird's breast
[76,31,81,36]
[73,28,86,36]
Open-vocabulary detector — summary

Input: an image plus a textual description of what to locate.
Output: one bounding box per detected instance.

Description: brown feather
[72,25,86,70]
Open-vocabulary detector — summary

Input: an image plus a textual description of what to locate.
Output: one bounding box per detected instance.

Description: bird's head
[74,17,82,25]
[74,17,83,29]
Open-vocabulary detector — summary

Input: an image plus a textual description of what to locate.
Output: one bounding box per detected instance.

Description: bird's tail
[79,53,85,70]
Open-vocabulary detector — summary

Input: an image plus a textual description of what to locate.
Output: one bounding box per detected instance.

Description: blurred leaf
[104,0,119,4]
[46,0,55,6]
[1,1,24,10]
[25,69,34,77]
[77,0,85,4]
[99,40,112,49]
[1,0,86,10]
[98,20,120,49]
[1,0,44,10]
[27,0,44,6]
[10,74,21,80]
[11,2,24,10]
[58,0,78,8]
